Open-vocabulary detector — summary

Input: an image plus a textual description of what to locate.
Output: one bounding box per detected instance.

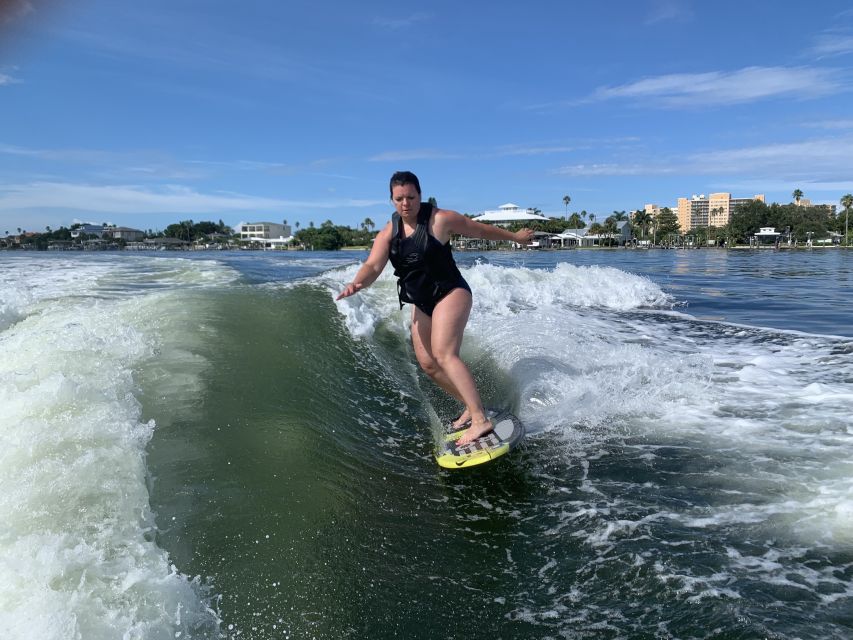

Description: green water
[143,286,569,639]
[139,270,853,640]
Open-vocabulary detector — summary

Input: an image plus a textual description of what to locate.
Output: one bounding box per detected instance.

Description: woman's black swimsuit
[388,203,471,316]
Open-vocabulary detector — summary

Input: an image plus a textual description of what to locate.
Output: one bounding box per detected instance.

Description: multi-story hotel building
[673,193,765,231]
[645,193,835,232]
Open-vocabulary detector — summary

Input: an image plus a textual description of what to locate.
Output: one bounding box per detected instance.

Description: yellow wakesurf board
[435,408,524,469]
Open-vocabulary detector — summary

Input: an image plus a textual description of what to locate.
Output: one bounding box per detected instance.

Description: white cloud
[688,137,853,180]
[494,144,579,157]
[553,135,853,183]
[803,119,853,129]
[0,73,20,85]
[373,12,431,30]
[811,34,853,58]
[368,149,464,162]
[370,139,635,163]
[716,178,853,194]
[588,66,844,107]
[553,163,674,177]
[0,182,383,214]
[645,0,693,25]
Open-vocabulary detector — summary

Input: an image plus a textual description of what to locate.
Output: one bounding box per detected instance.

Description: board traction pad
[435,407,524,469]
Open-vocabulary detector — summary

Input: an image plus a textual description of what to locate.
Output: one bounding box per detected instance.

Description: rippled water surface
[1,249,851,639]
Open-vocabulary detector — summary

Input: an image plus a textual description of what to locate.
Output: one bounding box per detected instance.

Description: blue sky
[2,0,853,234]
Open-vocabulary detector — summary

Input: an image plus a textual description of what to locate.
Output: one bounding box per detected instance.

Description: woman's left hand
[514,229,535,245]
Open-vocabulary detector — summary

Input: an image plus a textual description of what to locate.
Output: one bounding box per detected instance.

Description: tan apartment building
[675,193,765,231]
[644,204,663,218]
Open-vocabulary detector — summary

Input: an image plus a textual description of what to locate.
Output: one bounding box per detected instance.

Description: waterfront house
[552,228,592,248]
[455,203,549,249]
[71,223,108,239]
[141,237,190,250]
[556,220,632,246]
[238,221,292,241]
[753,227,780,246]
[472,203,549,227]
[108,227,145,242]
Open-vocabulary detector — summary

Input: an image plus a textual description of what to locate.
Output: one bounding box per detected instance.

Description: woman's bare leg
[411,307,467,407]
[427,289,491,444]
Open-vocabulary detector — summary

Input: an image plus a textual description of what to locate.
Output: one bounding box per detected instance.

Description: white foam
[328,259,853,559]
[0,257,225,639]
[326,264,408,339]
[465,262,674,316]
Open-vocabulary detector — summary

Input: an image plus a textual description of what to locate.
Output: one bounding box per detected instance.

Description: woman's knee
[432,349,459,371]
[416,352,442,378]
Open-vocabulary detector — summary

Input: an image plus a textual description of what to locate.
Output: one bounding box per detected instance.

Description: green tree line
[721,200,841,244]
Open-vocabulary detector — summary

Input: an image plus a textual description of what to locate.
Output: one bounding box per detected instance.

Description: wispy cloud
[810,33,853,58]
[0,143,213,180]
[186,157,356,179]
[803,118,853,129]
[0,142,361,184]
[55,20,321,87]
[368,148,465,162]
[553,135,853,183]
[372,12,431,30]
[714,178,853,194]
[0,182,383,214]
[644,0,693,25]
[0,142,128,163]
[553,162,676,177]
[584,66,845,107]
[494,144,579,157]
[369,139,638,163]
[0,73,20,85]
[688,137,853,181]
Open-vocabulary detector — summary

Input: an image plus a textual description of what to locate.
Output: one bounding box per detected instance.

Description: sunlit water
[1,248,851,639]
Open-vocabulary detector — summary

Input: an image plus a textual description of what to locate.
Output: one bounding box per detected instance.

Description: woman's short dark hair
[389,171,421,197]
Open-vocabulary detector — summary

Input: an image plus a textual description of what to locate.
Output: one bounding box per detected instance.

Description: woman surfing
[336,171,534,444]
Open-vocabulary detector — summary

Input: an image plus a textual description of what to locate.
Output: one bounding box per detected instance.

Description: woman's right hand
[336,282,363,300]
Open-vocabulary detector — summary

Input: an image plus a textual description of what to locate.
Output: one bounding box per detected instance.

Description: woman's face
[391,183,421,218]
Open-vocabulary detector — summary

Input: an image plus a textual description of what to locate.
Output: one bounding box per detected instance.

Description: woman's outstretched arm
[436,210,535,246]
[336,222,393,300]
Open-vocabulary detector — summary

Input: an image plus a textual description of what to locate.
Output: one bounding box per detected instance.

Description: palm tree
[562,195,574,243]
[792,189,803,205]
[841,193,853,246]
[362,217,375,233]
[633,210,651,240]
[295,221,301,231]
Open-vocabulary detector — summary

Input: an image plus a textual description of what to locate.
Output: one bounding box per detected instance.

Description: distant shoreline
[1,244,849,254]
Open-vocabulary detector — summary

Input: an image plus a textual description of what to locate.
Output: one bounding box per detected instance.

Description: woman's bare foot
[456,418,493,445]
[451,409,471,430]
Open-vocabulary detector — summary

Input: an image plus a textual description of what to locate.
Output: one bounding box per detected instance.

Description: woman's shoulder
[433,207,464,220]
[377,219,394,236]
[431,208,468,241]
